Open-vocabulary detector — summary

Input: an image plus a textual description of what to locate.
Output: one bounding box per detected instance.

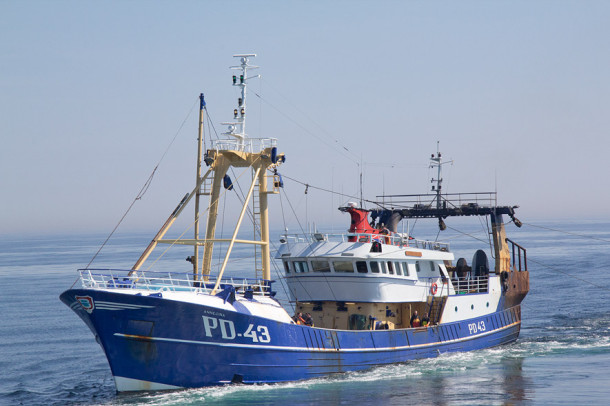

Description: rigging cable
[527,257,609,291]
[205,107,261,233]
[280,173,384,209]
[84,97,199,269]
[482,215,495,259]
[522,222,610,244]
[205,107,281,283]
[143,153,263,270]
[446,223,609,291]
[203,107,296,304]
[251,84,361,165]
[279,181,308,237]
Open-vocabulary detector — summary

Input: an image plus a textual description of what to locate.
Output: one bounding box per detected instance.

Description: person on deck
[304,313,314,327]
[380,225,391,244]
[293,312,306,325]
[421,313,430,327]
[410,311,421,327]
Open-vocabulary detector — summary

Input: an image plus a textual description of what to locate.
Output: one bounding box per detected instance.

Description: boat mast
[131,55,282,283]
[429,142,452,231]
[193,93,206,276]
[199,54,281,286]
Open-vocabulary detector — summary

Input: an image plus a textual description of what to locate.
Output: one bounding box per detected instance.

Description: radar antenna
[429,141,453,211]
[221,54,260,149]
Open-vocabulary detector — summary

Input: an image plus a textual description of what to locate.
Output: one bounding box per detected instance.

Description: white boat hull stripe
[114,321,519,353]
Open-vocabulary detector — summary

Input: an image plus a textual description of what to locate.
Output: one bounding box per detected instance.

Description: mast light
[234,109,238,118]
[232,75,237,84]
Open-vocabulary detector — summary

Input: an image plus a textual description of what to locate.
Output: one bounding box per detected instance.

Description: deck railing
[281,232,450,252]
[450,275,489,294]
[77,269,273,296]
[506,238,527,272]
[212,137,277,153]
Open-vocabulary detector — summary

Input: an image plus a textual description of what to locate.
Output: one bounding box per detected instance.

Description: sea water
[1,220,609,405]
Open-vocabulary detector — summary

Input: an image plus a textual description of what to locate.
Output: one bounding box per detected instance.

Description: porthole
[486,302,489,308]
[471,304,474,310]
[455,306,458,312]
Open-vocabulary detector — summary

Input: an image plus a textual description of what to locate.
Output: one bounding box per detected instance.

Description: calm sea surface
[1,220,609,405]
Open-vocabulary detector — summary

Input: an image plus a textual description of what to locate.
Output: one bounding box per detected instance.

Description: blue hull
[60,289,521,389]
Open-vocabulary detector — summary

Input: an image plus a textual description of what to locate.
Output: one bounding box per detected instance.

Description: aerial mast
[429,142,452,230]
[430,141,443,210]
[222,54,259,149]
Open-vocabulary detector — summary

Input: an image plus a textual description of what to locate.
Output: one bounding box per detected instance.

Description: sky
[2,1,610,237]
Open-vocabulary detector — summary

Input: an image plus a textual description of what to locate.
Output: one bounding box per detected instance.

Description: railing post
[518,251,522,272]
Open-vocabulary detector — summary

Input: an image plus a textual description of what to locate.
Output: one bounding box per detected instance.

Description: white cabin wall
[440,277,502,323]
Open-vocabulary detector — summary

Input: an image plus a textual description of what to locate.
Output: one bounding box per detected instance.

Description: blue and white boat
[60,54,529,392]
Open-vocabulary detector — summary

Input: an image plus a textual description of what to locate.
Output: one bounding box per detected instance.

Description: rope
[445,225,490,245]
[252,82,361,165]
[204,107,261,235]
[527,257,609,291]
[145,154,263,270]
[193,107,295,304]
[280,183,308,237]
[446,223,609,291]
[280,173,384,209]
[85,174,154,269]
[84,98,198,269]
[523,222,610,244]
[277,176,609,294]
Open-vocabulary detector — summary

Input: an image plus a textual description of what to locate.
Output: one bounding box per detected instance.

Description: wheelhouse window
[284,261,291,274]
[356,261,368,273]
[311,260,331,272]
[402,262,409,276]
[387,261,394,275]
[394,262,402,276]
[370,261,380,273]
[415,260,435,274]
[333,261,355,273]
[293,261,309,273]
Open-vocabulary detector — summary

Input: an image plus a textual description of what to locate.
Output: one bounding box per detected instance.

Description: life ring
[430,283,438,295]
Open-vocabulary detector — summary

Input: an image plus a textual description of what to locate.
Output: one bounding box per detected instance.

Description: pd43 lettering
[468,321,486,335]
[202,316,271,343]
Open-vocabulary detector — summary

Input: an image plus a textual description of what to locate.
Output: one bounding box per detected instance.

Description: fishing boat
[60,54,529,392]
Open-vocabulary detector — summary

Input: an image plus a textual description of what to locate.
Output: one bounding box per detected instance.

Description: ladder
[251,170,263,280]
[200,175,214,196]
[428,284,447,325]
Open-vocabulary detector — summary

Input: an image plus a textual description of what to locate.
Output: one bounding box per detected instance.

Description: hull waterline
[61,288,522,391]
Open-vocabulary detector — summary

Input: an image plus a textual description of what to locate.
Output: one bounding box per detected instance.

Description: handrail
[212,137,277,153]
[280,232,450,252]
[427,280,447,325]
[375,192,498,208]
[77,268,274,296]
[506,238,527,272]
[450,274,489,294]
